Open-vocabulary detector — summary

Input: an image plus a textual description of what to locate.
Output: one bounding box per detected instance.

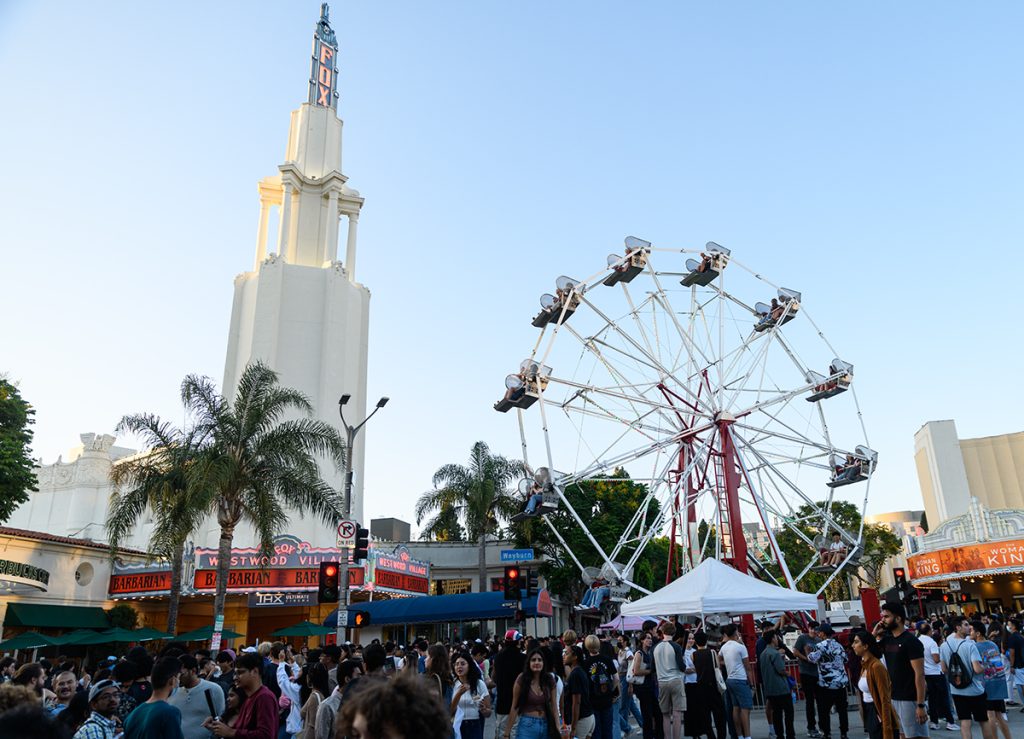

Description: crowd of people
[1,605,1022,739]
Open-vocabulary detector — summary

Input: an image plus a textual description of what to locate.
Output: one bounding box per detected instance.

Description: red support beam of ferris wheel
[719,418,757,656]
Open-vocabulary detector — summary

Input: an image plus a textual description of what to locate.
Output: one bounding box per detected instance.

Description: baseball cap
[504,629,523,641]
[817,624,834,636]
[88,679,118,703]
[216,649,236,663]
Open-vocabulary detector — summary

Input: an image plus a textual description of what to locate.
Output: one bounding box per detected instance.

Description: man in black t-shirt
[565,644,595,739]
[873,603,928,738]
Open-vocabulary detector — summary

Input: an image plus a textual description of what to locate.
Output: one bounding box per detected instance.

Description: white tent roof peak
[620,558,818,616]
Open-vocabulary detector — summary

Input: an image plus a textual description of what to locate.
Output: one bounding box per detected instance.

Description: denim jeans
[516,715,551,739]
[592,705,615,739]
[619,675,642,731]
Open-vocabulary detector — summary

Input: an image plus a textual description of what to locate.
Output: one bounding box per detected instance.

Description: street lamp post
[337,394,388,645]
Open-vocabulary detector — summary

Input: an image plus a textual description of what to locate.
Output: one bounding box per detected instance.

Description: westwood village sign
[108,536,429,599]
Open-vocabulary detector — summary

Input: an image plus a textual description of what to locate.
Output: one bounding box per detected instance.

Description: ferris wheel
[494,237,875,608]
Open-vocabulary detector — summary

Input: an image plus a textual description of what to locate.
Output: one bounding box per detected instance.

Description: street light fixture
[336,393,388,642]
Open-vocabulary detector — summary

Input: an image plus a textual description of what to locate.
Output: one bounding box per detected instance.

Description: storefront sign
[0,558,50,589]
[368,545,430,595]
[194,566,365,593]
[909,538,1024,583]
[194,535,347,570]
[109,571,173,595]
[248,591,319,608]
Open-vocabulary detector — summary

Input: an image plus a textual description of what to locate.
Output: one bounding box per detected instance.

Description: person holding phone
[169,654,225,739]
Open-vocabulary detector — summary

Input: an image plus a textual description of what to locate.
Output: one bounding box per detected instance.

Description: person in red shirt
[204,652,278,739]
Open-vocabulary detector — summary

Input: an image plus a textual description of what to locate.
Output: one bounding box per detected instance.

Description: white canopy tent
[620,558,819,616]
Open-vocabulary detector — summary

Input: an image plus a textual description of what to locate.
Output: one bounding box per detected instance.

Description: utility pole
[337,394,388,645]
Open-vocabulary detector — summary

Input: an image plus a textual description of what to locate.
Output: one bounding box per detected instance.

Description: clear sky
[2,2,1022,534]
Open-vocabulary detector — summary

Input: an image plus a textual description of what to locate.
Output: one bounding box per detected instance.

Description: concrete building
[0,526,147,638]
[371,518,411,543]
[914,420,1024,529]
[220,3,371,541]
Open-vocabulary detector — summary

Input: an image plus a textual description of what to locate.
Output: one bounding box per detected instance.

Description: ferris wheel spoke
[732,429,855,543]
[646,263,718,373]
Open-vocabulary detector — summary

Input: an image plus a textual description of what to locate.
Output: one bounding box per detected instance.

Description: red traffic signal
[503,566,522,599]
[318,561,340,603]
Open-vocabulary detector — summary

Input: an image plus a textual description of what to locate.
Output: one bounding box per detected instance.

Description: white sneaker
[945,722,958,731]
[929,723,940,730]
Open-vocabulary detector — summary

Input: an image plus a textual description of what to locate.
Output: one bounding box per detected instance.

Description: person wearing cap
[794,621,822,738]
[807,624,849,739]
[494,630,526,739]
[72,679,121,739]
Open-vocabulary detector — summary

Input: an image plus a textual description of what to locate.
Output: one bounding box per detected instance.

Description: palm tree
[415,441,524,593]
[107,415,210,635]
[184,361,346,630]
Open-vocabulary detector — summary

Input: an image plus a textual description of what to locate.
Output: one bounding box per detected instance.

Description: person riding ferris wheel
[494,236,875,616]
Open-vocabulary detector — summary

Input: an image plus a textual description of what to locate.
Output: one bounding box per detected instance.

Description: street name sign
[500,549,534,562]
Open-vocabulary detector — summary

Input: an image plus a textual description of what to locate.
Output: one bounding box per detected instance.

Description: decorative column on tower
[219,4,371,548]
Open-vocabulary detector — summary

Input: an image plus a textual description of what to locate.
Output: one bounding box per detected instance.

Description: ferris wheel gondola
[494,236,874,604]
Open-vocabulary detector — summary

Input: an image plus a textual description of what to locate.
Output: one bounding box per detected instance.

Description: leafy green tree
[183,362,346,631]
[919,511,929,533]
[107,414,211,635]
[770,500,900,600]
[0,378,38,524]
[415,441,524,592]
[510,468,666,605]
[418,502,466,542]
[107,603,139,630]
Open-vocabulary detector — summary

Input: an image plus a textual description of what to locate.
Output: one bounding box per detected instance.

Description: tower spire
[309,3,339,110]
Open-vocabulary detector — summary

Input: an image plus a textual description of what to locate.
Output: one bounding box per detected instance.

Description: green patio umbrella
[75,627,150,645]
[51,629,103,646]
[176,624,244,642]
[0,631,59,650]
[271,620,333,637]
[133,627,174,641]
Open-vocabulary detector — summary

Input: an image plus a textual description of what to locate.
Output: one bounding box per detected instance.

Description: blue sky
[2,2,1022,532]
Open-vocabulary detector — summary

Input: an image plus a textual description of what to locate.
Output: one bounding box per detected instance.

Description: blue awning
[323,590,548,627]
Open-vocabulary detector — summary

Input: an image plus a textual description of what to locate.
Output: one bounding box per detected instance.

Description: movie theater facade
[110,536,429,644]
[906,500,1024,616]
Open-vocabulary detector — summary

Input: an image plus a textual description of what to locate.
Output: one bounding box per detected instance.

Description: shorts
[726,679,753,710]
[893,699,930,738]
[658,678,686,713]
[574,713,595,738]
[951,693,989,723]
[1014,669,1024,686]
[986,699,1005,713]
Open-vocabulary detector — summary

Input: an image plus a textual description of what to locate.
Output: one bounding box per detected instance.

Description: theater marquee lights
[308,3,339,110]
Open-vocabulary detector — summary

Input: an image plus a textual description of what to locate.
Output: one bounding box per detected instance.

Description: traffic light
[525,568,540,598]
[503,565,521,599]
[943,594,950,603]
[352,610,371,628]
[893,567,907,589]
[318,561,340,603]
[353,524,370,563]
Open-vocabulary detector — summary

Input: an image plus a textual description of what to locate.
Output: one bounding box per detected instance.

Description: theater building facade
[906,499,1024,616]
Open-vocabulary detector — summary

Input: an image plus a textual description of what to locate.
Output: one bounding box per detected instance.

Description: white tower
[221,4,369,547]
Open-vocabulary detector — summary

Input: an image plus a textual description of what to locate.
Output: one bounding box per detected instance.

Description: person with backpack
[917,622,957,730]
[654,622,687,739]
[971,621,1011,739]
[939,616,993,739]
[584,635,619,739]
[874,602,929,739]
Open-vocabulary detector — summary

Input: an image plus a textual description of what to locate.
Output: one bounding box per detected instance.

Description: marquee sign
[193,566,365,593]
[367,545,431,595]
[909,538,1024,584]
[308,3,339,110]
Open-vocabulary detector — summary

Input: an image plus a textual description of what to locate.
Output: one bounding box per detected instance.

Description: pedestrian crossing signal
[352,610,371,627]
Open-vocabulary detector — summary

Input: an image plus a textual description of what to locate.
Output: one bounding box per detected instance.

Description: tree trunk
[478,531,488,595]
[213,522,235,631]
[167,541,184,635]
